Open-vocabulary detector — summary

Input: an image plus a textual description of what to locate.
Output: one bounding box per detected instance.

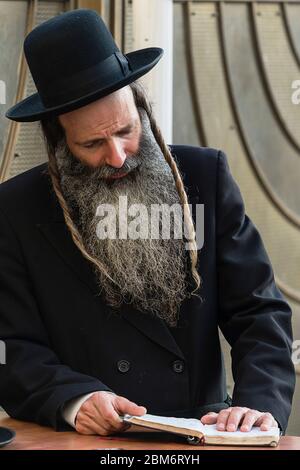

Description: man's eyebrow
[75,121,137,146]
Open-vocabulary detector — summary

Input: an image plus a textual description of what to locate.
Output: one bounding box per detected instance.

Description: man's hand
[75,391,147,436]
[201,407,278,432]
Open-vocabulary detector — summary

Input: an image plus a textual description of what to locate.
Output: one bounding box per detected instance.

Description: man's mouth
[106,172,129,180]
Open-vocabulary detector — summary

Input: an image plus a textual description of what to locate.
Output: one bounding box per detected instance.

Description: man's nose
[105,137,127,168]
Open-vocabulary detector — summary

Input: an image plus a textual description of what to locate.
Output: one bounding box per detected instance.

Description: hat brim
[5,47,163,122]
[0,426,16,447]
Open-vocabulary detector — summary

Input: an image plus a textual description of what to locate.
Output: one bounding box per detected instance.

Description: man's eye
[117,128,134,137]
[84,141,102,149]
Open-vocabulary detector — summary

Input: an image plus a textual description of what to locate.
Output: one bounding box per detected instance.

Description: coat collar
[37,167,186,359]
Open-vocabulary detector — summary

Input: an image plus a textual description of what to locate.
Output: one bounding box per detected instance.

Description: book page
[124,413,205,433]
[204,424,280,438]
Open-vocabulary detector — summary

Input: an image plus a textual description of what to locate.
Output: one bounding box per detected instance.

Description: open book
[122,413,280,447]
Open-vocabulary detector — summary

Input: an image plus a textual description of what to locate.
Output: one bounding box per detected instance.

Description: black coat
[0,145,295,432]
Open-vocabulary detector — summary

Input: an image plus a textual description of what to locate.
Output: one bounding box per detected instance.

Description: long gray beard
[55,108,188,326]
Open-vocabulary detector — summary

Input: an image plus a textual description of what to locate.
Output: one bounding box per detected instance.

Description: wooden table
[1,412,300,450]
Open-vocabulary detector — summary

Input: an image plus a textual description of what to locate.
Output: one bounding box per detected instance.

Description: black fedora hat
[6,9,163,122]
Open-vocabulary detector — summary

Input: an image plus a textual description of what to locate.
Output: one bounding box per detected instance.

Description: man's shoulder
[169,144,219,160]
[169,144,219,170]
[0,162,51,217]
[168,144,220,191]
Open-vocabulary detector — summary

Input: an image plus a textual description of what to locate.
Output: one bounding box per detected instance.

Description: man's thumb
[116,397,147,416]
[126,402,147,416]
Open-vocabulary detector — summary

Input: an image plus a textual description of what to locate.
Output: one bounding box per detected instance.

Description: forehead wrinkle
[78,117,138,144]
[83,94,132,133]
[89,119,123,138]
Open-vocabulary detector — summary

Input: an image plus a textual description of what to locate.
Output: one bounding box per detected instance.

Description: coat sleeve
[0,207,112,430]
[216,150,295,433]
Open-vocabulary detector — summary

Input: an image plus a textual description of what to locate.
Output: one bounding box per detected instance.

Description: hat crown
[24,9,119,91]
[6,8,163,121]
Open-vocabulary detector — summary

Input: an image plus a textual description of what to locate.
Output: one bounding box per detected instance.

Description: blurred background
[0,0,299,435]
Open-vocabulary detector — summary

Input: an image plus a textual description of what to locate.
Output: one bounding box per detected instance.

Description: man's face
[55,96,189,326]
[58,86,142,175]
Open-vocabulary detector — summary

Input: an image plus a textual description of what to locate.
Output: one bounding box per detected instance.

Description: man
[0,9,295,437]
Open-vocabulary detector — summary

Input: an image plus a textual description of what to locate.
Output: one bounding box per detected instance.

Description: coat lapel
[121,305,185,359]
[37,186,185,360]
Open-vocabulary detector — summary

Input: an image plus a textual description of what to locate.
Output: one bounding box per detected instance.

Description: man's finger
[259,413,274,431]
[240,410,261,432]
[215,409,232,431]
[78,409,131,435]
[97,399,130,430]
[85,420,115,436]
[81,395,117,426]
[200,412,218,424]
[114,396,147,417]
[76,413,111,436]
[84,394,125,429]
[100,407,127,430]
[223,407,248,431]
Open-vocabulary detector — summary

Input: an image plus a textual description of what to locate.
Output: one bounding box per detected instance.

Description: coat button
[117,360,131,373]
[172,359,185,373]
